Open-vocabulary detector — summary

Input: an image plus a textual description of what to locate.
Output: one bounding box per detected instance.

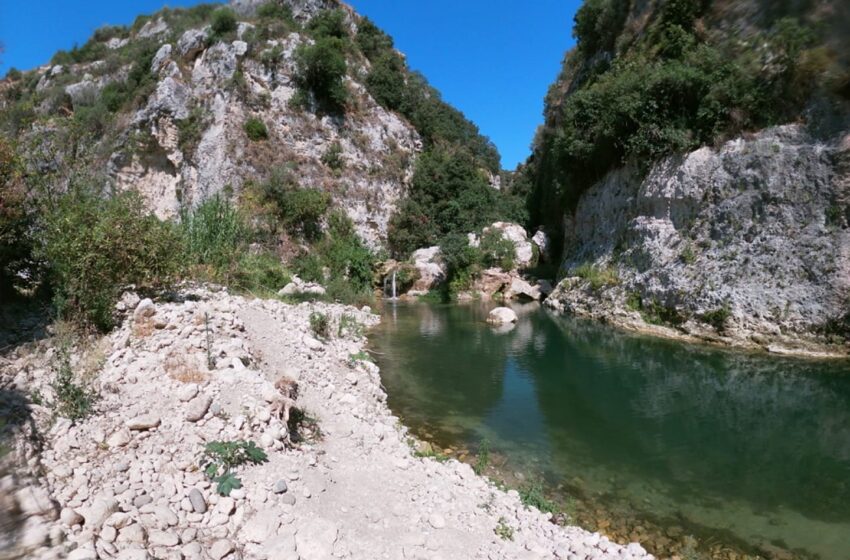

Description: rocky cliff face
[1,0,431,249]
[528,0,850,353]
[546,125,850,355]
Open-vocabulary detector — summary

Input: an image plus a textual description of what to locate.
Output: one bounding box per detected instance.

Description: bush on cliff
[294,37,348,113]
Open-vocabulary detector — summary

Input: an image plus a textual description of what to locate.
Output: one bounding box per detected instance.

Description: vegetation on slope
[526,0,850,254]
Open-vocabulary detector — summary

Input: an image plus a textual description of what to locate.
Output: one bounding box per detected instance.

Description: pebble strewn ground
[0,287,653,560]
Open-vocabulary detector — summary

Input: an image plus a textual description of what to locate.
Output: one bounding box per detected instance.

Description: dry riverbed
[0,287,653,560]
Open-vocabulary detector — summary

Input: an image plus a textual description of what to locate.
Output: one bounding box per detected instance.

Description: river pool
[368,302,850,560]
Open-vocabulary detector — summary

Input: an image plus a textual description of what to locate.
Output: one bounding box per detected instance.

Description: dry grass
[164,350,207,383]
[132,316,155,338]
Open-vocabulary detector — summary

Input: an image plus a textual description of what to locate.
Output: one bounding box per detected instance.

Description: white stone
[487,307,518,325]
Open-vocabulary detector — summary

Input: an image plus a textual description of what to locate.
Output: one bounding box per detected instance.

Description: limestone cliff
[0,0,495,250]
[529,0,850,353]
[545,125,850,354]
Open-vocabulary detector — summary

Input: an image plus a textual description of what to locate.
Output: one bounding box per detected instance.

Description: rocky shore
[0,287,652,560]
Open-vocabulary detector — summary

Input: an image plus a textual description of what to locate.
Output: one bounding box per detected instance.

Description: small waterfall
[391,270,397,299]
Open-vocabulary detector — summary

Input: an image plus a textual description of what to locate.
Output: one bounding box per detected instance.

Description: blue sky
[0,1,579,169]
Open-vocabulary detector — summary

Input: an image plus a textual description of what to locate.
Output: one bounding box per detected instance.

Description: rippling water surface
[368,302,850,560]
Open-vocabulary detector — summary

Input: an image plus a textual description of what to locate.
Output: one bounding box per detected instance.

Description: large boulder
[481,222,535,269]
[407,247,446,296]
[487,307,518,325]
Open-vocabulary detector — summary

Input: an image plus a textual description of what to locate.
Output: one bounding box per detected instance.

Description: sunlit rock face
[547,124,850,351]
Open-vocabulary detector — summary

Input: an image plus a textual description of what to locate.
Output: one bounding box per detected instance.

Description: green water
[368,302,850,560]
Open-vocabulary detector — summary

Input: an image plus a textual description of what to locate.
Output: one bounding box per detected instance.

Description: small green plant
[680,243,696,265]
[244,117,269,141]
[573,263,619,291]
[641,298,687,327]
[321,141,345,171]
[309,311,330,339]
[202,440,268,496]
[412,444,451,463]
[52,345,97,422]
[625,291,642,312]
[495,517,514,541]
[204,313,214,370]
[338,314,363,338]
[347,351,372,367]
[474,438,490,475]
[519,478,558,514]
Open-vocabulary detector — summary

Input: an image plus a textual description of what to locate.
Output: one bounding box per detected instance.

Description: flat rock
[185,394,212,422]
[295,517,338,560]
[126,414,161,430]
[210,539,234,560]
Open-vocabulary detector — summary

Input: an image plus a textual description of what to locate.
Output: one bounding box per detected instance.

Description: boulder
[407,247,446,295]
[487,307,518,325]
[532,229,550,262]
[177,28,208,59]
[482,222,535,268]
[133,299,156,320]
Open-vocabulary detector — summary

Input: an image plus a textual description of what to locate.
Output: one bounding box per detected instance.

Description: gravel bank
[0,287,653,560]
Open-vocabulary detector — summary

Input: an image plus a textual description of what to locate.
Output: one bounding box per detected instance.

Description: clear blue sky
[0,1,579,169]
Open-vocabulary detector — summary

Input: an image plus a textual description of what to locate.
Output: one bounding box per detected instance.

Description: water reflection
[370,303,850,559]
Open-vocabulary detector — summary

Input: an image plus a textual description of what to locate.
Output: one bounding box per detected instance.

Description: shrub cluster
[0,139,33,295]
[294,37,348,113]
[41,188,183,331]
[244,117,269,141]
[294,211,375,303]
[387,147,511,257]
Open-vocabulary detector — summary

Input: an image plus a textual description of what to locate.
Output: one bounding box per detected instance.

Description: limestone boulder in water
[487,307,517,325]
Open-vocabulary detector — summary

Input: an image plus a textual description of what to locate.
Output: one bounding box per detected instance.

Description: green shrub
[0,139,33,295]
[210,7,238,39]
[244,117,269,141]
[309,311,330,339]
[41,189,183,331]
[294,211,376,303]
[230,252,290,296]
[356,17,393,59]
[307,9,348,40]
[294,37,348,113]
[256,169,331,240]
[479,229,516,271]
[256,1,294,22]
[52,343,97,422]
[388,147,502,257]
[573,0,630,54]
[366,52,407,111]
[439,232,482,294]
[181,194,246,274]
